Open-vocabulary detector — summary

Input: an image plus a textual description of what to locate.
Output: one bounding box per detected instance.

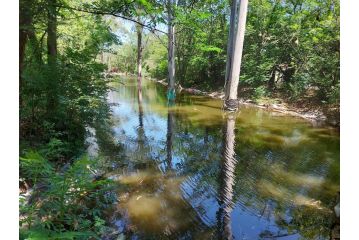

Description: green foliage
[253,86,268,99]
[173,0,228,88]
[243,0,339,103]
[20,151,54,184]
[151,58,168,80]
[145,0,339,105]
[19,2,119,237]
[20,153,116,239]
[40,138,71,162]
[20,2,114,159]
[19,0,340,238]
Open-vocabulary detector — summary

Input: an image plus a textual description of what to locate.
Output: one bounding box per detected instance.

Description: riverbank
[153,78,339,128]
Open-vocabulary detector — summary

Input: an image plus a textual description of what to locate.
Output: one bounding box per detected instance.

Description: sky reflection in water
[91,77,339,239]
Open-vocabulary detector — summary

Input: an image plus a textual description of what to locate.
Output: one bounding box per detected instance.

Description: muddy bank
[153,78,339,127]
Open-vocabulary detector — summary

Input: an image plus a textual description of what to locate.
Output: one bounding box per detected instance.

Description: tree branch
[58,5,168,35]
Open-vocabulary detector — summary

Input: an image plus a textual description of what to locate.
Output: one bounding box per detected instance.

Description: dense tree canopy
[148,0,340,105]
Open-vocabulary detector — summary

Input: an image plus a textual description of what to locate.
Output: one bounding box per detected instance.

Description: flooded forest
[19,0,340,239]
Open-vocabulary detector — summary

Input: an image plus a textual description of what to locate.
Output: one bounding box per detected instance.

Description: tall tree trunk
[224,0,249,111]
[216,114,237,240]
[136,22,144,103]
[46,0,58,113]
[224,0,238,93]
[19,0,34,106]
[47,0,57,64]
[167,0,176,102]
[19,18,29,84]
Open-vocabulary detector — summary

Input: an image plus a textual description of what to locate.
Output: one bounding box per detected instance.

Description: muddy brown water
[88,77,339,239]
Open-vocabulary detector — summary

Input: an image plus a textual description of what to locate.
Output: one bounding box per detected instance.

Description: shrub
[20,152,116,239]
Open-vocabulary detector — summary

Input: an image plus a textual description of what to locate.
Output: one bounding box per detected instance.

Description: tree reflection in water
[166,108,174,170]
[93,78,339,239]
[138,88,144,128]
[217,113,238,240]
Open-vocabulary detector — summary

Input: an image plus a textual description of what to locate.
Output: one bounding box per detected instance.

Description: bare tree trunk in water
[224,0,238,91]
[224,0,248,111]
[136,22,144,103]
[166,110,174,170]
[167,0,176,102]
[217,114,237,240]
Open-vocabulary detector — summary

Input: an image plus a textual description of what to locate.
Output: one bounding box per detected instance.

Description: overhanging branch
[58,5,168,35]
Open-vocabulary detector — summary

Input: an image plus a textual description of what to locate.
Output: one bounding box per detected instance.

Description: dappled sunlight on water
[90,77,339,239]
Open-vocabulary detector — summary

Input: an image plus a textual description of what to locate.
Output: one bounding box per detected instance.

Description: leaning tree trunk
[167,0,176,102]
[224,0,249,111]
[136,22,144,103]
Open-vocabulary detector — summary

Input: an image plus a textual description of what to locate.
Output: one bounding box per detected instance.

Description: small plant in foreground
[20,152,116,240]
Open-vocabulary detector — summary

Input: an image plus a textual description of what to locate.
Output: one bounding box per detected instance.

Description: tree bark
[19,0,34,106]
[224,0,249,111]
[167,0,176,102]
[224,0,238,90]
[47,0,57,64]
[46,0,58,113]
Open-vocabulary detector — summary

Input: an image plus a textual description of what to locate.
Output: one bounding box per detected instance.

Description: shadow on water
[89,77,340,239]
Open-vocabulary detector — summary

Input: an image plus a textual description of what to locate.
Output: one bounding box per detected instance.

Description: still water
[89,77,339,239]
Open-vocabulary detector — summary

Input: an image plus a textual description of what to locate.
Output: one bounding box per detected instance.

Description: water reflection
[166,109,174,170]
[138,88,144,128]
[217,114,238,240]
[134,88,149,170]
[90,77,339,239]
